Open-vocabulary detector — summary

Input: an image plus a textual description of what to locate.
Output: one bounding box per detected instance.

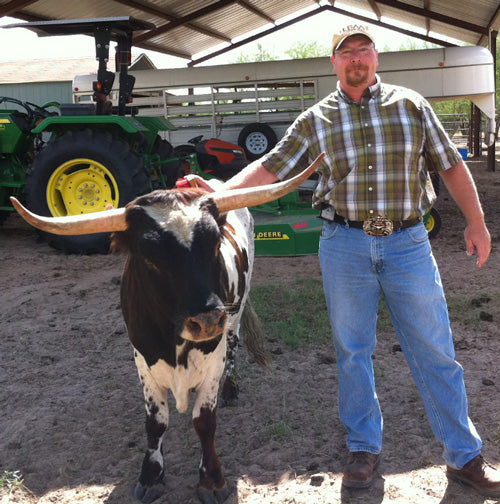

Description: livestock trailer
[73,45,496,161]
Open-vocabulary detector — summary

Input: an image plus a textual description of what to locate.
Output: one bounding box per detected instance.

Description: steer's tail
[241,297,271,370]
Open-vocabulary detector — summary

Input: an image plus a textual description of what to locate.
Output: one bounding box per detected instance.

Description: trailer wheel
[424,207,442,240]
[25,128,150,254]
[238,123,277,161]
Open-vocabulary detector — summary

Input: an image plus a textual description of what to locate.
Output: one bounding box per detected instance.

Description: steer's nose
[183,308,227,342]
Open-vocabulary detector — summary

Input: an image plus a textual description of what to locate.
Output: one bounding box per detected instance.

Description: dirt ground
[1,158,499,504]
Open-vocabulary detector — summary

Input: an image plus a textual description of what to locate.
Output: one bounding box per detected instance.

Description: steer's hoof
[134,480,166,503]
[196,483,232,504]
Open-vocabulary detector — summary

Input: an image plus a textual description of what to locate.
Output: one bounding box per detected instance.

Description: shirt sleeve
[260,112,312,180]
[420,98,463,173]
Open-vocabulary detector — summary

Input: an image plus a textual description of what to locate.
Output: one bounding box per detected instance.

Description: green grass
[250,278,396,348]
[250,277,498,349]
[446,291,498,327]
[268,420,292,440]
[250,277,331,349]
[0,471,24,493]
[376,296,393,331]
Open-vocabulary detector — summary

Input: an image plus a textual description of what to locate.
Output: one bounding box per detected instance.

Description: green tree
[233,43,278,63]
[233,40,329,63]
[384,37,440,52]
[284,40,329,59]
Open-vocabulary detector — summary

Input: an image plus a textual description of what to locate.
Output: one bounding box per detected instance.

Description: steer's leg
[193,405,231,504]
[192,345,231,504]
[134,351,169,503]
[220,326,240,406]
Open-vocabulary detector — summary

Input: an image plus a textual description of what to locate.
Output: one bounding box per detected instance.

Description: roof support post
[471,104,482,158]
[487,29,497,172]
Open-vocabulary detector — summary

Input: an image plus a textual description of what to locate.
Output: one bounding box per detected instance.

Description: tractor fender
[31,115,151,134]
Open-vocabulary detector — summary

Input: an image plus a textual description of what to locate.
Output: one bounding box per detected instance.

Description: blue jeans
[318,221,482,469]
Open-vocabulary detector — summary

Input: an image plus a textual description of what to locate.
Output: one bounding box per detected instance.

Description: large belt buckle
[363,216,393,237]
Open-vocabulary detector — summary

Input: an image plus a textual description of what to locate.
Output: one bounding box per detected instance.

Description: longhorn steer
[10,152,324,504]
[114,189,261,503]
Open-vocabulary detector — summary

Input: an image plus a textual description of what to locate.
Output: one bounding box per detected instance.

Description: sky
[0,5,451,70]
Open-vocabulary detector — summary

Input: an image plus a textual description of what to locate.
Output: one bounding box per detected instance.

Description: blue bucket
[457,148,468,160]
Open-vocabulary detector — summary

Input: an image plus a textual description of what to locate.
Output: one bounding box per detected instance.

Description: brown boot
[447,455,500,497]
[342,451,380,488]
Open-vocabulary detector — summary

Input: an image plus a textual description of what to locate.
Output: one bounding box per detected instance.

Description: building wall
[0,81,72,107]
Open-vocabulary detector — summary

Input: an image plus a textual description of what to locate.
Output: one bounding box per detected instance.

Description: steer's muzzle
[181,307,227,342]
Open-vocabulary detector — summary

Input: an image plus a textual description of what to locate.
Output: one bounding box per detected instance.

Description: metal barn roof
[0,1,499,65]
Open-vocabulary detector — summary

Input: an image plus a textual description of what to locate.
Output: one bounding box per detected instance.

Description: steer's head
[113,188,231,343]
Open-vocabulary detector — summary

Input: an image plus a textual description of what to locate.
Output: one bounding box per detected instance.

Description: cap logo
[340,24,369,35]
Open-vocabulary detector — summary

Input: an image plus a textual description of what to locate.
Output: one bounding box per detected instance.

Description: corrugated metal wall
[0,81,72,106]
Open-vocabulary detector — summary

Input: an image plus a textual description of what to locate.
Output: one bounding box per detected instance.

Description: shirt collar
[337,74,381,104]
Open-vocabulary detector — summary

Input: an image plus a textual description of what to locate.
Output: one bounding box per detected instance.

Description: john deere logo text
[254,231,290,240]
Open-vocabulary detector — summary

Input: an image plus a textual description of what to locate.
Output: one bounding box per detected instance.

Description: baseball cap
[331,24,375,54]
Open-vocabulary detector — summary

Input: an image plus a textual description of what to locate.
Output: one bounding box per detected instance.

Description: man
[193,24,498,496]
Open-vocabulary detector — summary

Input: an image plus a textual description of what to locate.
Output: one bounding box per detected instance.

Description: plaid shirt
[261,75,462,221]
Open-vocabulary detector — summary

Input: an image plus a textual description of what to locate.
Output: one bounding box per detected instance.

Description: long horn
[210,152,325,213]
[9,197,127,235]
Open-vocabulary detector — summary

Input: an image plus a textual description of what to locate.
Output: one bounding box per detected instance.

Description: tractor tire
[238,123,277,161]
[424,207,442,240]
[25,128,150,254]
[0,211,10,225]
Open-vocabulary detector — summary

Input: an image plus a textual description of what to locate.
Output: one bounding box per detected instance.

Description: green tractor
[0,17,214,254]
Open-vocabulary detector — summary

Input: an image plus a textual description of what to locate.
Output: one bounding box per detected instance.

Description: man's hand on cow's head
[182,174,223,192]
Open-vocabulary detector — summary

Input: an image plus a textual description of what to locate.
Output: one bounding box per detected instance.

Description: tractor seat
[10,111,33,134]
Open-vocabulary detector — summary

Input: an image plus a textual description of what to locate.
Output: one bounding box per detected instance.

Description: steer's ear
[110,231,128,254]
[200,197,227,229]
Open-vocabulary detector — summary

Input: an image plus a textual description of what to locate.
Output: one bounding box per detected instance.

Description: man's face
[331,35,378,89]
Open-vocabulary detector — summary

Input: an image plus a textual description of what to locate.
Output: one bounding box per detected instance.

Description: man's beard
[345,65,370,87]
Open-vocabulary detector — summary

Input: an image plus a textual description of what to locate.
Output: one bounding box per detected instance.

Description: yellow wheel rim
[46,158,119,217]
[425,214,435,233]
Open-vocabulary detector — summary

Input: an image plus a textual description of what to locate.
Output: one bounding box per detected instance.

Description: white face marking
[144,200,204,246]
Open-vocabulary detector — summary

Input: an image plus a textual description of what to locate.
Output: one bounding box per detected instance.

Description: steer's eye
[144,259,160,271]
[215,242,221,257]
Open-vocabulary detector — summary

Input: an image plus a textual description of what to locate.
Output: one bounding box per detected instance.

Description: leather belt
[319,207,421,237]
[332,213,421,232]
